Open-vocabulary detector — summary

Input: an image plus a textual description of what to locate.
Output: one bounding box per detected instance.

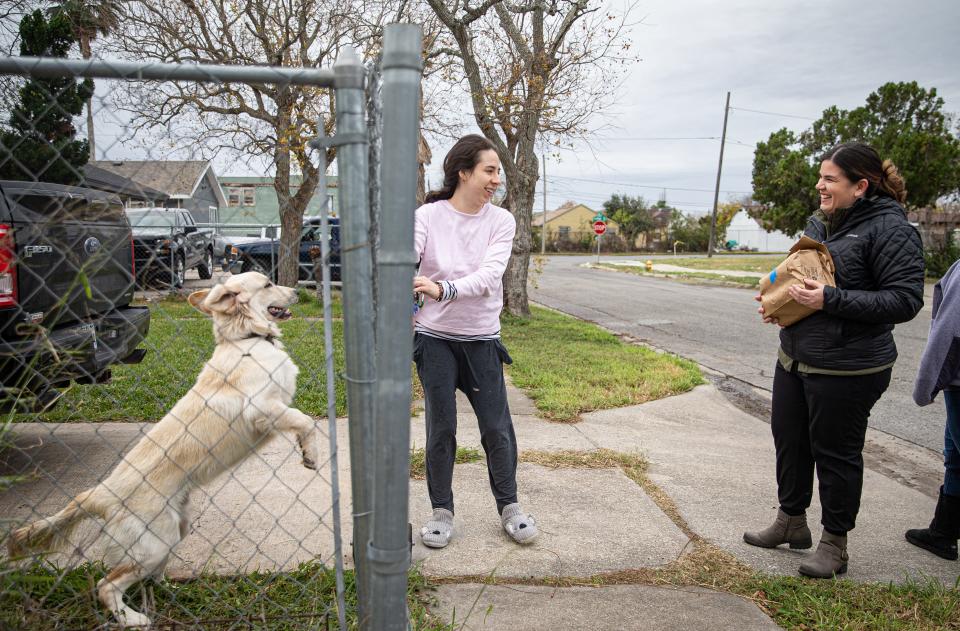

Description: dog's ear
[198,284,238,314]
[188,290,211,314]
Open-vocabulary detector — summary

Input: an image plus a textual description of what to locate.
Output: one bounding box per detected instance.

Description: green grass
[20,291,346,422]
[500,306,703,421]
[0,561,457,630]
[750,574,960,631]
[17,291,700,424]
[597,263,761,288]
[657,255,783,272]
[409,446,483,479]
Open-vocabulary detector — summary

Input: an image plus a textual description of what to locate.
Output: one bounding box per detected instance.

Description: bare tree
[107,0,372,286]
[426,0,636,315]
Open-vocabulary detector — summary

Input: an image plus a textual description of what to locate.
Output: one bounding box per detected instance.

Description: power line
[587,136,722,141]
[546,183,716,209]
[547,173,752,195]
[728,106,815,121]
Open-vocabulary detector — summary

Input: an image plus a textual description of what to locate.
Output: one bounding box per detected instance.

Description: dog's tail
[7,488,107,558]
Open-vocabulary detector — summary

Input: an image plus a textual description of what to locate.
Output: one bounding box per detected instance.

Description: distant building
[82,163,170,207]
[908,206,960,248]
[532,201,619,243]
[726,209,797,252]
[87,160,226,224]
[217,175,339,227]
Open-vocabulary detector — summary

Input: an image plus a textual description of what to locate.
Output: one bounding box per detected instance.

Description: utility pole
[541,153,547,256]
[707,91,730,258]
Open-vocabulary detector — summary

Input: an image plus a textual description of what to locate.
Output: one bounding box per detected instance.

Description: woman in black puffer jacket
[743,142,925,579]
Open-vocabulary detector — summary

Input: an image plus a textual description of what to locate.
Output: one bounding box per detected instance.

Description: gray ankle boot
[743,509,813,549]
[798,531,848,578]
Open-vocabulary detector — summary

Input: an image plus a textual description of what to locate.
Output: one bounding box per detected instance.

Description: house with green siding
[217,175,339,227]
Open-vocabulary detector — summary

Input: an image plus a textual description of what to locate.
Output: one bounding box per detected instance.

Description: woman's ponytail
[878,159,907,204]
[424,172,458,204]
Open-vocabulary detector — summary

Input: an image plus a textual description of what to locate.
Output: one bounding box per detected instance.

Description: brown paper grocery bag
[758,236,836,327]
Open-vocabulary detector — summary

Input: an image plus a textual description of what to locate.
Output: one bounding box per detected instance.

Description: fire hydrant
[645,259,654,272]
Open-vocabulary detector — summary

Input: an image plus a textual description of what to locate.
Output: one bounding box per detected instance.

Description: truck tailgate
[4,185,134,330]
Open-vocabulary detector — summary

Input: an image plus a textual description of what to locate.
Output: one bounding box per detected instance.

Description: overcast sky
[425,0,960,216]
[76,0,960,218]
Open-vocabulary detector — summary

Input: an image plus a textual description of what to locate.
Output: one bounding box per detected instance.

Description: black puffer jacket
[779,195,925,371]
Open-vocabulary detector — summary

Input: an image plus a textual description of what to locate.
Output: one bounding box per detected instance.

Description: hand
[413,275,441,300]
[755,293,781,326]
[787,278,825,311]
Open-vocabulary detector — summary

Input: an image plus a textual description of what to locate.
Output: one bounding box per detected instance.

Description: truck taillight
[0,223,16,308]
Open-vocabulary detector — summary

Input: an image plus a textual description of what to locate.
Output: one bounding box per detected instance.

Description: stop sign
[593,220,607,235]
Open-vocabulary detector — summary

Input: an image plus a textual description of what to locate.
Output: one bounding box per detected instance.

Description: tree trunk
[416,93,431,204]
[277,200,302,286]
[502,154,537,317]
[273,96,301,287]
[80,34,94,160]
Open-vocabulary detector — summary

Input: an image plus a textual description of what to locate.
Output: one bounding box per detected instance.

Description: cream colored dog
[7,272,319,628]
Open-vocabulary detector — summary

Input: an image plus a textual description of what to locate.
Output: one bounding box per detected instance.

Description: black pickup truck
[231,216,341,282]
[127,207,214,288]
[0,181,150,412]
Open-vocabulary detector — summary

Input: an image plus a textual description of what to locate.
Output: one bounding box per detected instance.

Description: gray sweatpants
[413,333,518,515]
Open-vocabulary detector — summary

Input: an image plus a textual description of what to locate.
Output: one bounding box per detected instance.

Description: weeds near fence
[0,560,463,630]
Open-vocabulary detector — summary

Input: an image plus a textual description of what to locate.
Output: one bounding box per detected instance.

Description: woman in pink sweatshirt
[412,134,538,549]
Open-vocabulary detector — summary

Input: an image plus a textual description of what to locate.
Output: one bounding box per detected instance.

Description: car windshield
[127,211,175,228]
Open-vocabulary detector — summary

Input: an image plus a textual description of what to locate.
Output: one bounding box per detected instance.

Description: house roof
[220,174,339,187]
[89,160,227,207]
[532,202,596,227]
[82,164,169,202]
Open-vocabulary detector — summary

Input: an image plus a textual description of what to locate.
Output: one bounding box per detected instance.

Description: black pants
[414,333,518,515]
[771,361,891,534]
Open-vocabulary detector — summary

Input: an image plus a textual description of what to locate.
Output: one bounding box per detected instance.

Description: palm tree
[48,0,120,160]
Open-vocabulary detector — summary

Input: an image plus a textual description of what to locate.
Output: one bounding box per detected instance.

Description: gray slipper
[420,508,454,548]
[501,503,538,544]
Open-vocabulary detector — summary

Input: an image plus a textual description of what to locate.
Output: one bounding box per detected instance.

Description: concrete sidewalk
[1,380,957,629]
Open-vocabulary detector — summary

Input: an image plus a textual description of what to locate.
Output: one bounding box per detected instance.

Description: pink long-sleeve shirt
[413,199,516,336]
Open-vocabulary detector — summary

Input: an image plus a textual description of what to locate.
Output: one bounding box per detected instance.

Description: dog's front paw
[298,435,319,470]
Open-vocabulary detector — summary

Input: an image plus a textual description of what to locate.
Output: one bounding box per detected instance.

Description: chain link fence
[0,23,421,630]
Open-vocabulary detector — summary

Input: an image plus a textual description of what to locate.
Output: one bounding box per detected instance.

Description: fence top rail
[0,56,338,87]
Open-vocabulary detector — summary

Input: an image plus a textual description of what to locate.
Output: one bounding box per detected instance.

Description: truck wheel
[170,254,185,289]
[198,248,214,280]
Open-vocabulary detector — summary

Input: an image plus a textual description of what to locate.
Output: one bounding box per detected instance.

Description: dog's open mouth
[268,305,293,320]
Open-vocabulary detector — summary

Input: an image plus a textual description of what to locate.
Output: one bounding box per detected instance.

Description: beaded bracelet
[435,281,444,302]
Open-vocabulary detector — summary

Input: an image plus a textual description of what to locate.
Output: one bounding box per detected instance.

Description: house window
[126,200,148,209]
[558,226,571,238]
[227,186,256,207]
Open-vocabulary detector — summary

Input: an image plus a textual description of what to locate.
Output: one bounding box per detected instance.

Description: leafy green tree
[0,10,92,184]
[668,210,711,252]
[602,193,654,250]
[752,82,960,234]
[751,128,819,236]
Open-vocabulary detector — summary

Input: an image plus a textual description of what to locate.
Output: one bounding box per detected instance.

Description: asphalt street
[529,254,942,453]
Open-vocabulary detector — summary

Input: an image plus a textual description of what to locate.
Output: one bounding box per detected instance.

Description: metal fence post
[370,24,422,631]
[315,134,348,630]
[333,46,376,626]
